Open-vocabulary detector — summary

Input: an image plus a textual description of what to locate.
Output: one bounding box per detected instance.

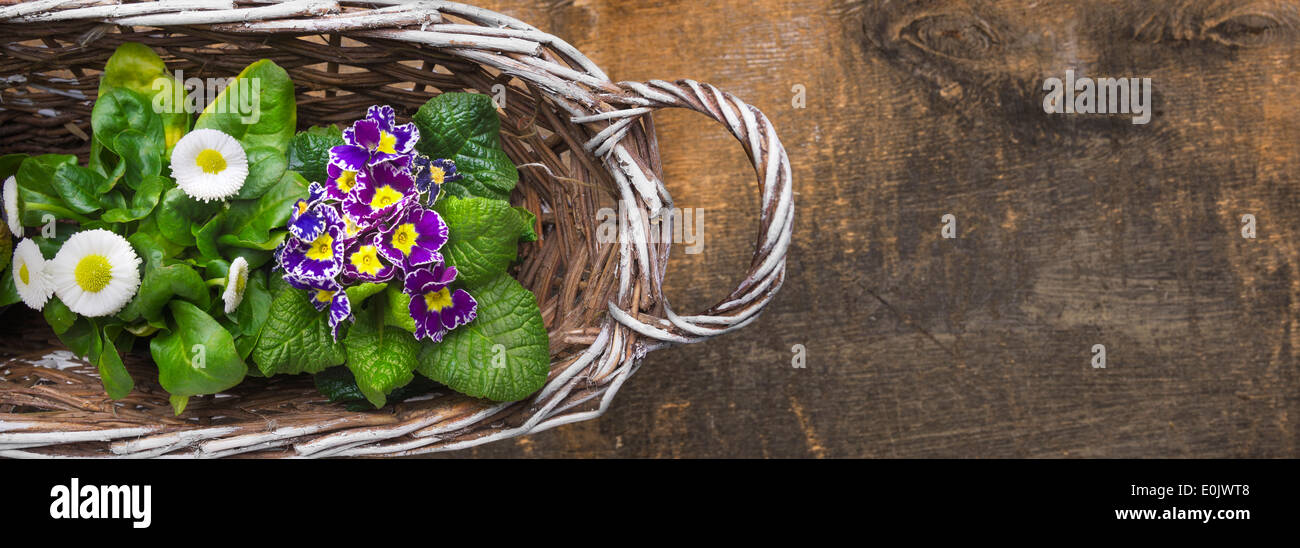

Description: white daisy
[12,238,53,310]
[223,256,249,315]
[49,229,142,318]
[169,128,248,202]
[4,175,21,237]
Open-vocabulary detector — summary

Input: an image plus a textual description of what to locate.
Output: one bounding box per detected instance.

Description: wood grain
[437,0,1300,458]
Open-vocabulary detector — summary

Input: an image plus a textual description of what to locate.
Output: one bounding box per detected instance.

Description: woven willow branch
[0,0,793,458]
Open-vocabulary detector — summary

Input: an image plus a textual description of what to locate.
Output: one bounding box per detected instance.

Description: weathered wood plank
[445,0,1300,458]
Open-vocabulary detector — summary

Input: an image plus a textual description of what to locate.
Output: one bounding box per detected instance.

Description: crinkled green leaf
[151,300,247,414]
[195,59,295,200]
[345,282,387,306]
[288,125,344,185]
[417,273,549,402]
[252,287,347,376]
[514,206,539,242]
[433,196,533,288]
[413,92,518,201]
[344,298,420,408]
[382,282,416,333]
[314,366,438,411]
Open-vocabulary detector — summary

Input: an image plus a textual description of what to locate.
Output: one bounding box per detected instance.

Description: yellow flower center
[430,166,446,186]
[335,170,357,193]
[74,254,113,293]
[306,233,334,261]
[314,289,333,303]
[296,200,308,216]
[370,185,403,210]
[234,272,247,294]
[424,288,452,312]
[195,149,227,175]
[391,223,418,256]
[376,131,397,155]
[350,245,384,276]
[18,263,29,285]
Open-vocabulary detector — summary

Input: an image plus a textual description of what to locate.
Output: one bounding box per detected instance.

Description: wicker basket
[0,0,793,458]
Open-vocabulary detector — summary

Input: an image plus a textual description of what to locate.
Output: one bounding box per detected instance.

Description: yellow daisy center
[306,233,335,261]
[424,288,452,312]
[430,166,446,186]
[370,185,403,210]
[74,254,113,293]
[18,263,29,285]
[391,223,418,256]
[376,131,397,155]
[195,149,227,175]
[335,170,357,193]
[350,245,384,276]
[314,289,333,303]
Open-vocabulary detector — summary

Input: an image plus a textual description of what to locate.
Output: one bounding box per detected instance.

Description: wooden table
[441,0,1300,458]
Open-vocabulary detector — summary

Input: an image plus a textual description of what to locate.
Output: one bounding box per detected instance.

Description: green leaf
[95,330,134,400]
[344,299,421,408]
[251,287,347,376]
[382,283,416,333]
[15,155,92,225]
[417,273,549,402]
[413,92,519,201]
[121,232,209,324]
[287,125,344,185]
[194,59,296,200]
[345,282,387,306]
[235,146,289,201]
[220,169,307,249]
[112,128,163,188]
[90,87,166,181]
[313,366,367,404]
[154,186,220,247]
[193,213,223,262]
[433,196,533,288]
[150,300,247,414]
[314,366,439,411]
[43,296,77,334]
[101,174,164,223]
[514,207,539,242]
[232,273,272,359]
[0,229,10,276]
[98,42,189,153]
[50,161,105,214]
[57,315,100,361]
[0,268,19,307]
[0,153,26,180]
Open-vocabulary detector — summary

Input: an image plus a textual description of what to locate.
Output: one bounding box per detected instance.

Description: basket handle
[593,80,793,345]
